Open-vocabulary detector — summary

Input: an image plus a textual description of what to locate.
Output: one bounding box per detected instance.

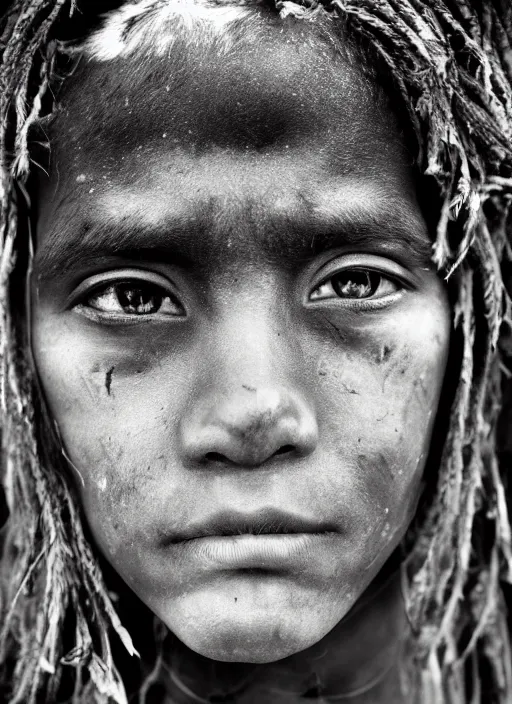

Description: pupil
[117,284,161,314]
[332,270,377,299]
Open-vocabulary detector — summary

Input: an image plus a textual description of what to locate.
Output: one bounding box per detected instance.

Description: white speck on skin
[76,174,86,183]
[98,477,107,491]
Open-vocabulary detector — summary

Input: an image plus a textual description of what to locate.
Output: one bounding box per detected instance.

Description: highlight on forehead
[84,0,278,62]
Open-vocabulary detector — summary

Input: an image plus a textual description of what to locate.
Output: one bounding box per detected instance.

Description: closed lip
[163,508,336,545]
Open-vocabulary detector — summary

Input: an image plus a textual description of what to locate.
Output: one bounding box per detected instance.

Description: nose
[180,384,318,468]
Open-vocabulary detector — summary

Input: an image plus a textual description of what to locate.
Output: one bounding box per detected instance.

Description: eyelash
[71,272,185,321]
[309,268,401,304]
[308,261,408,311]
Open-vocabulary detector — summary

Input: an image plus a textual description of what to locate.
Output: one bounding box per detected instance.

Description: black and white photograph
[1,1,512,702]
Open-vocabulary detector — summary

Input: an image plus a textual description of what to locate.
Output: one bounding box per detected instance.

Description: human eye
[308,255,411,309]
[72,271,185,321]
[310,269,398,302]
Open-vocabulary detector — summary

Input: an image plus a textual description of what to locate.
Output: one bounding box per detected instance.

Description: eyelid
[310,253,416,294]
[66,268,180,309]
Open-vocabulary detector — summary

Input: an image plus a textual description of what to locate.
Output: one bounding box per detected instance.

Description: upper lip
[167,509,335,543]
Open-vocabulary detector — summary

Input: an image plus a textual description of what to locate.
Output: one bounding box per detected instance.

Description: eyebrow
[34,189,433,281]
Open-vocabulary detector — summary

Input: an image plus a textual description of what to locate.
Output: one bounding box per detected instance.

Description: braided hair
[1,1,512,702]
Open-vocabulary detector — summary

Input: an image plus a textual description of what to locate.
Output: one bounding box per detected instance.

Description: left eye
[86,282,184,316]
[310,269,399,302]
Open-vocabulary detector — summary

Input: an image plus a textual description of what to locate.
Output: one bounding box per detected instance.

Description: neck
[161,562,412,703]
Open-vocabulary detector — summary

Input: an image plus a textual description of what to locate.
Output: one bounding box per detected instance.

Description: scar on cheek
[374,344,393,364]
[105,366,115,395]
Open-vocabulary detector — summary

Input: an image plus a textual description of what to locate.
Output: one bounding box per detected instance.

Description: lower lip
[174,533,331,569]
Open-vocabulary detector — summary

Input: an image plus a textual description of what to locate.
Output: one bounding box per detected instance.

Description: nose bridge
[218,284,283,381]
[179,285,319,467]
[211,272,308,398]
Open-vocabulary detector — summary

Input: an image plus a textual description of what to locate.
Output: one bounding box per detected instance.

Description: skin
[31,13,451,702]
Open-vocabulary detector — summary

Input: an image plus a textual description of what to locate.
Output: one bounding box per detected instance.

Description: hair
[1,0,512,702]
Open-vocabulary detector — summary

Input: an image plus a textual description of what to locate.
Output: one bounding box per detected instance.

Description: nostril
[204,452,231,464]
[203,445,295,465]
[274,444,295,457]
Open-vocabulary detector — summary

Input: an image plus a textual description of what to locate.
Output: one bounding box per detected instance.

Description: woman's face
[31,20,451,663]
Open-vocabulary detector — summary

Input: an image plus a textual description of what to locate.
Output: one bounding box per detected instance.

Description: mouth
[167,509,335,543]
[163,509,337,569]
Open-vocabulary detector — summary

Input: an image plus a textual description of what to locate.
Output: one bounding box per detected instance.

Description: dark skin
[31,11,450,703]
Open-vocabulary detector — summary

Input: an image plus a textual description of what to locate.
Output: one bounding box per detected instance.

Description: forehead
[48,7,409,180]
[35,8,429,274]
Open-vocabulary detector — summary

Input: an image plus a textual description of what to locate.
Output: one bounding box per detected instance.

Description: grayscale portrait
[1,1,512,702]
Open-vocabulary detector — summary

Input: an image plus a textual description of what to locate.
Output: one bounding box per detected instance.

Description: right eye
[84,281,184,317]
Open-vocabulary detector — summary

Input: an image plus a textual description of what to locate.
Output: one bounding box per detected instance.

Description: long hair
[1,1,512,702]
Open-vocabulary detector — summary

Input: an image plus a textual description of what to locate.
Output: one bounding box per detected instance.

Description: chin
[156,584,347,663]
[173,619,325,664]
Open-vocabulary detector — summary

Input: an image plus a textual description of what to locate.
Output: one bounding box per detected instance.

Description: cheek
[31,312,193,559]
[316,300,450,552]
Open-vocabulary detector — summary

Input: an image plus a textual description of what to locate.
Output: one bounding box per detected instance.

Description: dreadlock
[1,0,512,702]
